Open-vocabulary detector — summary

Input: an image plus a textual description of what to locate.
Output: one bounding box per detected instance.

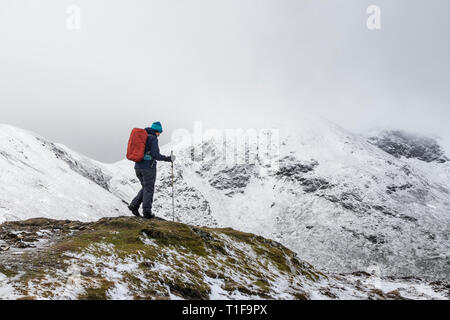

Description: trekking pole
[171,150,175,222]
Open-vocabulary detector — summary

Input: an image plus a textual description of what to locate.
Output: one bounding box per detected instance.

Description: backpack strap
[143,134,153,161]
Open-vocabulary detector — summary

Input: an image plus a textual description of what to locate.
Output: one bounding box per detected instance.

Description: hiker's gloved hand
[171,154,176,162]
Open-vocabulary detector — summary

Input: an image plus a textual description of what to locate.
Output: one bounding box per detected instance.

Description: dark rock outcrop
[368,130,448,163]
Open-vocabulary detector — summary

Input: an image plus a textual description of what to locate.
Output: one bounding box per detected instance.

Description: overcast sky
[1,0,449,162]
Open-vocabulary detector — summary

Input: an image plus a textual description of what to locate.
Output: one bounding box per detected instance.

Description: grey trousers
[130,167,157,215]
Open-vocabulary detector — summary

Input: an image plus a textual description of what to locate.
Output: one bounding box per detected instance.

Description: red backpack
[126,128,148,162]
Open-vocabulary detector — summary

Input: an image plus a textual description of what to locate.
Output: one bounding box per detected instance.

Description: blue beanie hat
[151,121,163,133]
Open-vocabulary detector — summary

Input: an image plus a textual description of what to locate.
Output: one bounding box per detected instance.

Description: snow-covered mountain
[0,125,129,222]
[1,119,449,283]
[138,117,450,281]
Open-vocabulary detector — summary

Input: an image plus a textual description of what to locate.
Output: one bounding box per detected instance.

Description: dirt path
[0,218,88,275]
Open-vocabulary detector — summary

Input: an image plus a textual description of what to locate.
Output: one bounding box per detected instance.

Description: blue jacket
[134,128,171,169]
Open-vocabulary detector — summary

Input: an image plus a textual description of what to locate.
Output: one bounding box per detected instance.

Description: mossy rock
[78,279,115,300]
[0,216,333,300]
[0,265,18,278]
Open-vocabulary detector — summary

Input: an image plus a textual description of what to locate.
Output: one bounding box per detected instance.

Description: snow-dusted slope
[0,125,129,223]
[113,116,449,281]
[2,216,446,300]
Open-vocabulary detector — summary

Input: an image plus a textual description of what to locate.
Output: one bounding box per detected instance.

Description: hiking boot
[128,205,141,217]
[143,212,155,219]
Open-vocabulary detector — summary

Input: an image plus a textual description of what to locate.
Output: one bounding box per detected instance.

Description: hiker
[128,122,175,219]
